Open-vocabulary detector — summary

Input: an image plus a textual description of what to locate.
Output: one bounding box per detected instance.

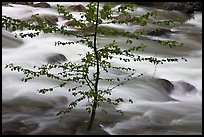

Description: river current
[2,3,202,135]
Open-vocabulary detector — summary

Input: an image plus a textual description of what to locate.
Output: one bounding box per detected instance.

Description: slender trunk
[87,2,100,131]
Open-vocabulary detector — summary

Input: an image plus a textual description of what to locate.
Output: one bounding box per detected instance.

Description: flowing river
[2,2,202,135]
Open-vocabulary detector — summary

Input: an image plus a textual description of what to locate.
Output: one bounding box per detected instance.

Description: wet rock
[10,2,34,6]
[176,81,196,92]
[23,15,58,26]
[2,2,9,6]
[134,2,202,14]
[134,2,154,7]
[115,13,132,22]
[67,4,86,12]
[2,29,24,48]
[3,95,69,114]
[154,78,174,94]
[33,2,51,8]
[47,53,67,64]
[3,121,38,135]
[147,28,172,36]
[4,98,53,114]
[190,2,202,11]
[64,20,93,30]
[64,20,76,26]
[2,130,21,135]
[42,15,58,25]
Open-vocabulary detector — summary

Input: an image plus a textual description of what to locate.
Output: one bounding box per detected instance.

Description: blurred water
[2,3,202,135]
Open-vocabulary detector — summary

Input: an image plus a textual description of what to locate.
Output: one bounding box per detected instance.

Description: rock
[2,29,24,48]
[47,53,67,64]
[115,13,132,22]
[10,2,34,6]
[33,2,51,8]
[147,28,172,36]
[67,4,86,12]
[191,2,202,11]
[134,2,154,7]
[154,78,174,94]
[64,20,75,26]
[64,20,93,31]
[176,81,196,92]
[3,121,38,135]
[42,15,58,25]
[184,2,202,14]
[2,2,9,6]
[134,2,202,14]
[2,2,33,6]
[2,130,21,135]
[23,14,58,26]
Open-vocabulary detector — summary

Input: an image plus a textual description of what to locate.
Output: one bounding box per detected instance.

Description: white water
[2,3,202,135]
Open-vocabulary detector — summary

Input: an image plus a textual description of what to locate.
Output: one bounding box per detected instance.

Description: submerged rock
[47,53,67,64]
[2,29,24,48]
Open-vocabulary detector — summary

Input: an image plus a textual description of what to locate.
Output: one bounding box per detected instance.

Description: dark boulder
[146,78,177,101]
[2,121,38,135]
[33,2,51,8]
[115,13,132,22]
[147,28,172,36]
[176,81,196,92]
[191,2,202,11]
[64,20,75,26]
[2,131,21,135]
[154,78,174,94]
[64,20,93,31]
[67,4,86,12]
[10,2,34,6]
[42,15,58,25]
[134,2,154,7]
[47,53,67,64]
[23,15,58,26]
[2,2,9,6]
[134,2,202,14]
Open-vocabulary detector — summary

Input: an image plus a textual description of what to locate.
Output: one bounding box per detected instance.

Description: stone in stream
[2,2,10,6]
[2,29,24,48]
[149,78,177,101]
[152,78,197,95]
[153,78,175,94]
[47,53,67,64]
[41,15,58,25]
[9,2,34,6]
[67,4,86,12]
[33,2,51,8]
[115,13,132,22]
[133,2,202,14]
[2,130,22,135]
[175,81,196,93]
[147,28,172,36]
[23,14,58,26]
[2,121,38,135]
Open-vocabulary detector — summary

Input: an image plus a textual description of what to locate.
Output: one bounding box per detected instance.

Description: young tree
[3,2,187,131]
